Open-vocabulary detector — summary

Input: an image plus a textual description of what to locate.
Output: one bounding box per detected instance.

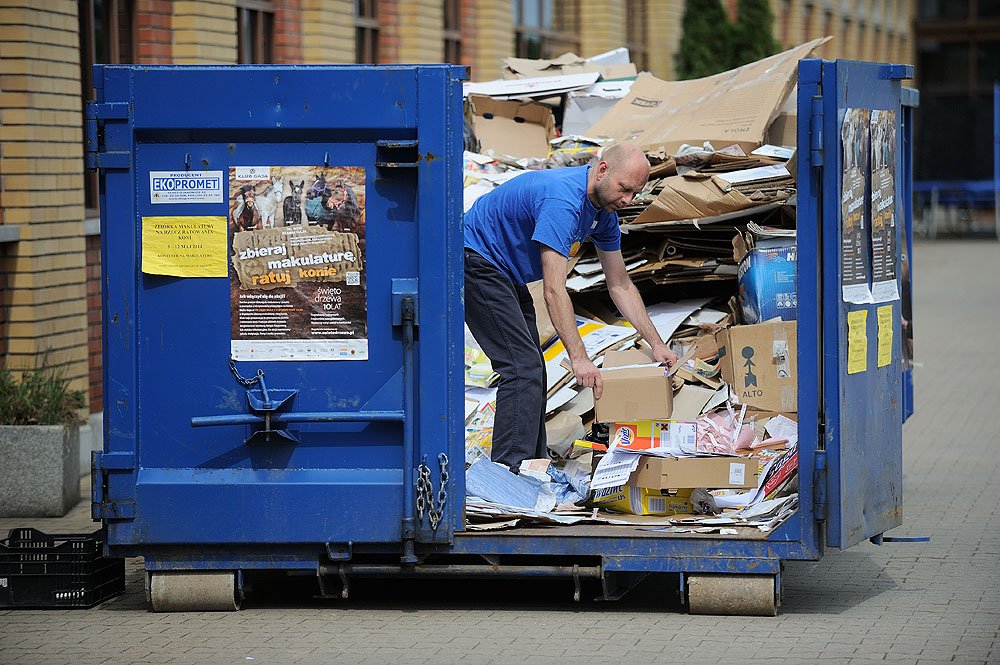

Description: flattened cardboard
[503,52,637,80]
[595,364,673,423]
[630,455,759,490]
[585,38,830,153]
[527,279,555,345]
[466,95,556,160]
[717,321,797,412]
[633,174,758,224]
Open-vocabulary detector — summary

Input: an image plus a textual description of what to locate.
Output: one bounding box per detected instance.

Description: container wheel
[685,573,779,616]
[148,571,242,612]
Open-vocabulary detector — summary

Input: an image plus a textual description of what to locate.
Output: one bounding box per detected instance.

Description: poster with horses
[228,165,368,361]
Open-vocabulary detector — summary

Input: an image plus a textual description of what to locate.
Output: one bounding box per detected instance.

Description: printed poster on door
[228,166,368,361]
[840,108,873,305]
[870,110,900,303]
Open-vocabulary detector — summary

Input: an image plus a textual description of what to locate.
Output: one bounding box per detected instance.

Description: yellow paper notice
[847,309,868,375]
[141,216,228,277]
[877,305,893,368]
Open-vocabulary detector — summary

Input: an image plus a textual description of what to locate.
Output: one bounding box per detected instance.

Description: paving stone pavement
[1,239,998,665]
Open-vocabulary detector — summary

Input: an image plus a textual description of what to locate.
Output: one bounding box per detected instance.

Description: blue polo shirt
[464,166,620,286]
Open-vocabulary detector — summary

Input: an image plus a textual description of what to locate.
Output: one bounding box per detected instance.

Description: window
[625,1,648,72]
[513,0,580,60]
[356,0,378,64]
[444,0,462,64]
[237,0,274,64]
[79,0,135,214]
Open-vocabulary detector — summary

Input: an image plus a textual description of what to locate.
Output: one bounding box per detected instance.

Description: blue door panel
[822,60,908,548]
[95,65,466,551]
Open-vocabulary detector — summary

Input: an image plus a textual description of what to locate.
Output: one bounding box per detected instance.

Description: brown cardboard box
[466,95,556,160]
[630,455,759,490]
[717,321,797,412]
[594,350,672,423]
[585,37,830,153]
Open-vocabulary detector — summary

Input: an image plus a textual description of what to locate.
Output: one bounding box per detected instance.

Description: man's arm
[540,246,604,398]
[597,247,677,365]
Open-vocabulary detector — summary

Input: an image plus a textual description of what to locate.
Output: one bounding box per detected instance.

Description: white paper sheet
[645,299,711,341]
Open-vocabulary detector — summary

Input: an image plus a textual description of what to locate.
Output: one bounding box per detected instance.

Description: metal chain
[415,454,450,530]
[415,463,431,521]
[229,359,262,387]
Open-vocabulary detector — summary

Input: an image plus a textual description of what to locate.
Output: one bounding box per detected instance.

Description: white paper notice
[729,462,746,485]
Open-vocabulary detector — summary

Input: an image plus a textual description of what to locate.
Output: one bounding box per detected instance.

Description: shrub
[0,365,87,427]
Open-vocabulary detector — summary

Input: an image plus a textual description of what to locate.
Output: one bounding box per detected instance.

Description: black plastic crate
[0,528,125,609]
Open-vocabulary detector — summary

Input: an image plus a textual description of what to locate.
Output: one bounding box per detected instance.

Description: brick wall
[85,233,101,411]
[301,0,354,64]
[274,0,303,63]
[580,0,626,59]
[398,0,443,63]
[136,0,172,64]
[646,0,683,81]
[471,0,512,81]
[377,0,400,64]
[172,0,237,64]
[0,2,88,389]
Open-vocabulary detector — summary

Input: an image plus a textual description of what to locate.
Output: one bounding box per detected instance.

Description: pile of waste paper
[462,38,831,534]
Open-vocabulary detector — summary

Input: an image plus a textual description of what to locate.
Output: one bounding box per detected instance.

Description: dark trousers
[464,249,547,469]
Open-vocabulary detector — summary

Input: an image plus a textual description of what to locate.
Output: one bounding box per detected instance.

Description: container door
[93,65,465,552]
[815,60,913,548]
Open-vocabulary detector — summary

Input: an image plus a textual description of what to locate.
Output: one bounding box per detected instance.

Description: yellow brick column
[172,0,236,64]
[646,0,683,80]
[471,0,513,81]
[580,0,626,58]
[301,0,354,64]
[399,0,443,63]
[0,1,88,385]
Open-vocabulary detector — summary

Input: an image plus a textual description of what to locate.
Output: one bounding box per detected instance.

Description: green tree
[730,0,782,68]
[676,0,732,80]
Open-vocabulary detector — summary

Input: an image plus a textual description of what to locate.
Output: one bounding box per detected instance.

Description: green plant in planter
[0,366,86,427]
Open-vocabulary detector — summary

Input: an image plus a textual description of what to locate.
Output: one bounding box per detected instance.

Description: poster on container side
[869,109,900,303]
[840,108,873,305]
[227,165,368,361]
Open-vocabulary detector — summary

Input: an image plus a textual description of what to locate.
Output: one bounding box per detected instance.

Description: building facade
[0,0,915,450]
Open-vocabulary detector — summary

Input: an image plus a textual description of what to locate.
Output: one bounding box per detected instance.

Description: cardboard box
[585,37,830,153]
[466,95,556,160]
[611,420,697,452]
[630,455,759,490]
[592,485,693,516]
[562,80,634,136]
[717,321,797,413]
[735,236,797,324]
[594,349,672,423]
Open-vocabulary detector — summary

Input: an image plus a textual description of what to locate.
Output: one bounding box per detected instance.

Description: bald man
[464,143,677,472]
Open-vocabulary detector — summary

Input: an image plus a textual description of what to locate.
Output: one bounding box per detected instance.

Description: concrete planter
[0,425,80,517]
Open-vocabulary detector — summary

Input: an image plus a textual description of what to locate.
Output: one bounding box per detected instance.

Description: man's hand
[650,342,677,366]
[572,356,604,399]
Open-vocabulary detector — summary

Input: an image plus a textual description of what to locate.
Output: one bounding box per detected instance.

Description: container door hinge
[809,95,824,168]
[91,451,136,521]
[85,101,131,171]
[812,447,827,522]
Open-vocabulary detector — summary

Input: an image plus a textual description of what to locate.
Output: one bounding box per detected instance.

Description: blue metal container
[89,61,918,614]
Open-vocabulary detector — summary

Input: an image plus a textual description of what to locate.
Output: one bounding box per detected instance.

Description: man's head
[588,143,650,213]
